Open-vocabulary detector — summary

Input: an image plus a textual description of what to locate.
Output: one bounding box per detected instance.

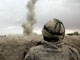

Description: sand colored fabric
[24,40,80,60]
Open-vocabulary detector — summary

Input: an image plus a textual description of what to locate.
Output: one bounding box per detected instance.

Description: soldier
[24,19,80,60]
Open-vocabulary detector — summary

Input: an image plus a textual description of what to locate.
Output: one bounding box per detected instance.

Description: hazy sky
[0,0,80,35]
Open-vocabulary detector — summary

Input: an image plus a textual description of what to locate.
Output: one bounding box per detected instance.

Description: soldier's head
[42,18,65,42]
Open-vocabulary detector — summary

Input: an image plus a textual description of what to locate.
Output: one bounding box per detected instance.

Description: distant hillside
[67,31,80,36]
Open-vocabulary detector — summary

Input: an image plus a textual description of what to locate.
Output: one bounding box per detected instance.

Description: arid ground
[0,34,80,60]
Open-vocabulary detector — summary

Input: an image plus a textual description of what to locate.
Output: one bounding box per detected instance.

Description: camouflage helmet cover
[42,19,65,40]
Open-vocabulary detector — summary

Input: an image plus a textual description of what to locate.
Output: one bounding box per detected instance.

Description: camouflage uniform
[24,40,80,60]
[24,19,80,60]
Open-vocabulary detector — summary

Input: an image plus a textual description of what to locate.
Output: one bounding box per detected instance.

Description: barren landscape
[0,0,80,60]
[0,35,80,60]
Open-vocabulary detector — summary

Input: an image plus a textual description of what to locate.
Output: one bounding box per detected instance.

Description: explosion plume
[22,0,37,35]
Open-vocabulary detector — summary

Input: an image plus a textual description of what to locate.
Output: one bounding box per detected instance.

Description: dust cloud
[22,0,37,35]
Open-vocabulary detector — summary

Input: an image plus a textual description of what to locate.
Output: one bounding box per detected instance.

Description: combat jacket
[24,40,80,60]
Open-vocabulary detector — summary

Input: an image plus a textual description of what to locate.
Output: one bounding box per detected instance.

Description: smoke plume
[22,0,37,35]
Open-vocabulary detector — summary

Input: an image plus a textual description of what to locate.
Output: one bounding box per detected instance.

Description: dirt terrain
[0,34,80,60]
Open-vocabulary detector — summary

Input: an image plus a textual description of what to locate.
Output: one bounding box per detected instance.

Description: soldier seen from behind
[24,19,80,60]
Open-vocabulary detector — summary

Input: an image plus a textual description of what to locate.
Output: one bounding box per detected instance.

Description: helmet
[42,19,65,42]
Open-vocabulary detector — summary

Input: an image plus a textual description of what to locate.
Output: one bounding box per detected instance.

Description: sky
[0,0,80,35]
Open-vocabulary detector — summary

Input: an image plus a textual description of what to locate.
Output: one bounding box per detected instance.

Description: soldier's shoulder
[63,44,79,55]
[29,45,43,52]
